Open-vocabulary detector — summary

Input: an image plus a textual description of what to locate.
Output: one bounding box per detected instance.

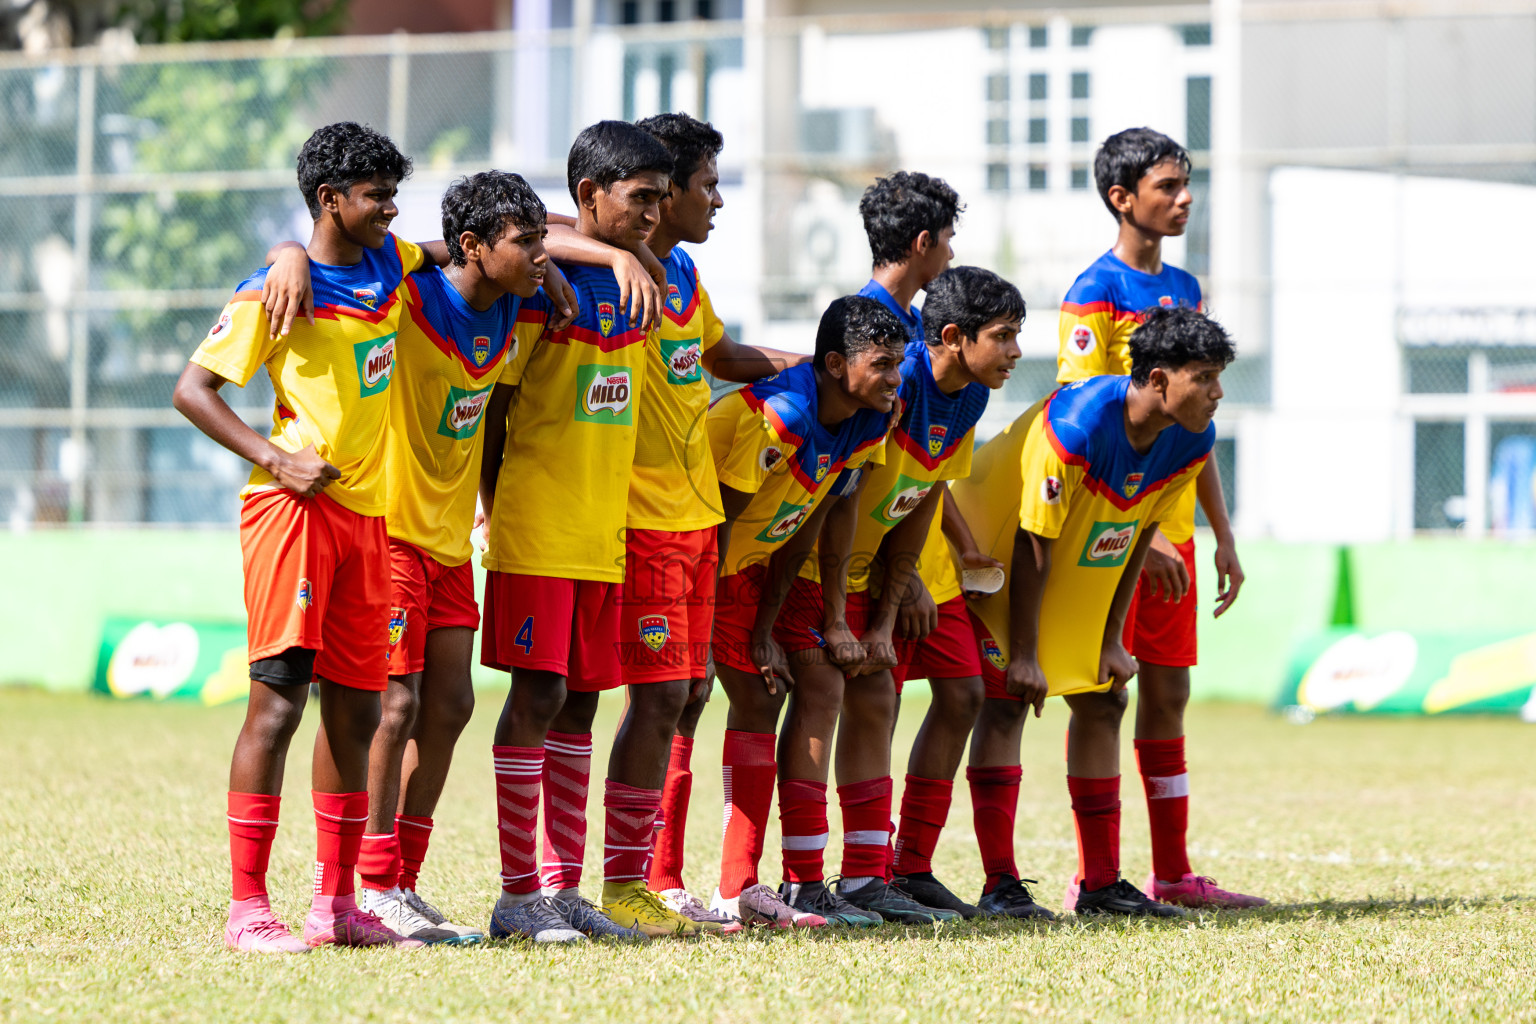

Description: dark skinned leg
[717,664,786,734]
[1134,663,1189,742]
[610,680,690,790]
[365,672,421,834]
[778,651,847,783]
[494,666,568,748]
[908,675,985,781]
[966,696,1030,769]
[312,679,382,794]
[834,669,897,785]
[228,679,309,795]
[1064,688,1128,778]
[399,627,476,818]
[674,683,709,740]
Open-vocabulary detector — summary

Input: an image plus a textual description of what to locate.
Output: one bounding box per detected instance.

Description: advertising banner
[91,617,250,706]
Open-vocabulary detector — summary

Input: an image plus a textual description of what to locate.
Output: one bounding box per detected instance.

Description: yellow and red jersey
[385,267,546,566]
[482,262,647,583]
[190,234,425,516]
[628,245,726,532]
[708,363,892,577]
[958,377,1211,696]
[1057,250,1204,542]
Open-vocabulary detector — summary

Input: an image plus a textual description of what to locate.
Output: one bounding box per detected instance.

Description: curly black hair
[440,171,547,267]
[1128,305,1235,385]
[1094,127,1191,222]
[858,171,964,268]
[566,120,675,204]
[295,122,412,219]
[814,295,908,372]
[920,266,1026,343]
[634,112,723,192]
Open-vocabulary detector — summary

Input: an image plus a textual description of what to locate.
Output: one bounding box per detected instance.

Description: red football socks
[227,791,280,902]
[603,779,661,885]
[492,744,543,894]
[967,765,1022,893]
[357,831,400,892]
[894,775,952,876]
[1136,737,1192,882]
[838,776,893,880]
[718,729,776,898]
[647,735,694,892]
[395,814,433,891]
[778,778,830,884]
[540,731,593,891]
[1067,775,1121,891]
[311,790,367,900]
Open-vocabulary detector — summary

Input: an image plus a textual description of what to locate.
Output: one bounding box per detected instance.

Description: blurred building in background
[0,0,1532,541]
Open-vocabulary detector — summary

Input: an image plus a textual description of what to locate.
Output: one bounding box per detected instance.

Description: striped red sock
[718,729,776,898]
[357,831,400,892]
[492,745,543,894]
[778,779,829,884]
[1067,775,1121,891]
[967,765,1021,892]
[228,792,280,902]
[541,731,592,891]
[1136,737,1192,882]
[603,780,662,885]
[838,777,893,879]
[647,735,693,892]
[312,791,368,900]
[395,815,433,891]
[894,775,952,876]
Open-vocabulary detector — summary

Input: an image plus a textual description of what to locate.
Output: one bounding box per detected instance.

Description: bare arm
[544,222,662,331]
[746,494,839,693]
[716,483,754,580]
[701,333,812,384]
[940,481,1005,595]
[866,484,943,647]
[1195,459,1245,617]
[1004,528,1052,716]
[1099,525,1158,691]
[477,383,517,526]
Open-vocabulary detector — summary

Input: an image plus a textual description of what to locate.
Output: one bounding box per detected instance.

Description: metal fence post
[67,58,96,523]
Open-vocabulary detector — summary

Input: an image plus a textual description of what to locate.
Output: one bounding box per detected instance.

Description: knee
[379,683,421,734]
[439,685,476,733]
[511,674,567,724]
[1074,690,1129,730]
[842,678,896,727]
[933,677,985,728]
[246,694,305,746]
[631,681,690,729]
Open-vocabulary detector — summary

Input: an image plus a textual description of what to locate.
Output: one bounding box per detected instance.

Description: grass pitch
[2,689,1533,1023]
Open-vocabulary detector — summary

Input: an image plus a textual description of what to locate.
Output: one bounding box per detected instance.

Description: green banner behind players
[92,617,250,706]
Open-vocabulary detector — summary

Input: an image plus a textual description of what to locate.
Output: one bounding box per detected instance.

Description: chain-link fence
[1,1,1533,537]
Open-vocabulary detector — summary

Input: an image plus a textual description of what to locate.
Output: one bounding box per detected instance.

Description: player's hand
[1212,539,1245,618]
[612,249,662,332]
[471,509,488,552]
[262,244,314,339]
[273,444,340,497]
[1004,656,1048,718]
[688,672,713,704]
[1097,638,1138,693]
[543,263,579,331]
[959,549,1005,599]
[897,578,938,641]
[751,630,793,695]
[853,624,899,676]
[1139,530,1189,603]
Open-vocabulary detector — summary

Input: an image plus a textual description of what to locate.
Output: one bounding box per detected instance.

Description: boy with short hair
[959,306,1235,917]
[705,294,902,928]
[173,121,425,952]
[1050,127,1261,910]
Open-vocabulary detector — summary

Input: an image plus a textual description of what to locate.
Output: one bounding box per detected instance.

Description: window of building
[658,0,675,20]
[987,163,1010,192]
[1070,117,1089,143]
[1186,76,1211,151]
[1028,72,1047,101]
[696,0,713,18]
[1029,25,1048,48]
[987,73,1009,103]
[621,0,640,23]
[1028,164,1048,190]
[987,118,1009,146]
[1070,165,1089,189]
[1070,71,1089,100]
[1028,117,1047,144]
[1070,25,1094,47]
[985,26,1009,50]
[1180,23,1212,46]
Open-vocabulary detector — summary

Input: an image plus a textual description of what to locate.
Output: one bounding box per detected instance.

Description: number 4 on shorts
[515,616,534,654]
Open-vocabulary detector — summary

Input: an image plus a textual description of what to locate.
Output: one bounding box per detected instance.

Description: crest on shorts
[982,637,1007,671]
[814,453,831,482]
[639,614,670,652]
[296,578,313,611]
[387,607,407,653]
[472,335,491,366]
[928,423,947,458]
[1122,472,1144,499]
[667,283,683,314]
[597,301,616,336]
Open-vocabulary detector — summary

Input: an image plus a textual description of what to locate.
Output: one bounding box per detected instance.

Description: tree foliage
[108,0,350,44]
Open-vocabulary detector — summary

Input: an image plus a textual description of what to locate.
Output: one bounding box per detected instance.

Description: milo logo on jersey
[661,337,703,385]
[666,283,684,314]
[928,424,948,458]
[597,302,616,336]
[575,364,634,425]
[352,333,397,397]
[1078,521,1138,567]
[755,500,814,544]
[871,473,933,528]
[437,384,494,440]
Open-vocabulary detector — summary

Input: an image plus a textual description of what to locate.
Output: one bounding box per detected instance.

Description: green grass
[3,690,1534,1023]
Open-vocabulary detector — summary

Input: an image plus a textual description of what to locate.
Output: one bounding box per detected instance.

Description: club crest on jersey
[667,283,683,314]
[814,454,831,482]
[353,287,379,310]
[1122,472,1144,498]
[927,423,948,458]
[597,301,616,336]
[1041,475,1062,505]
[387,607,407,653]
[639,615,670,652]
[208,311,232,340]
[759,445,783,472]
[1159,295,1174,307]
[1070,324,1095,356]
[352,333,397,397]
[982,637,1007,671]
[1079,521,1137,567]
[472,335,491,366]
[296,578,313,611]
[575,365,634,424]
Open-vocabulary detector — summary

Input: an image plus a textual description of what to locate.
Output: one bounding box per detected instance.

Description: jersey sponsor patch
[296,578,313,610]
[1122,472,1144,498]
[639,614,670,652]
[472,335,491,366]
[353,333,397,397]
[755,500,813,543]
[981,636,1007,671]
[575,364,634,424]
[871,473,933,528]
[1078,521,1137,567]
[1069,324,1096,356]
[667,283,684,314]
[208,310,232,341]
[597,301,616,336]
[928,423,948,458]
[437,384,493,440]
[661,337,703,385]
[1042,475,1063,505]
[386,607,407,653]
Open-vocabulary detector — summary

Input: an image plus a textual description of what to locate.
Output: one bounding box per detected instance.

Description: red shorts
[618,527,717,684]
[1124,536,1198,668]
[890,596,985,693]
[480,571,623,691]
[712,564,820,674]
[240,489,389,692]
[970,610,1016,703]
[385,540,480,676]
